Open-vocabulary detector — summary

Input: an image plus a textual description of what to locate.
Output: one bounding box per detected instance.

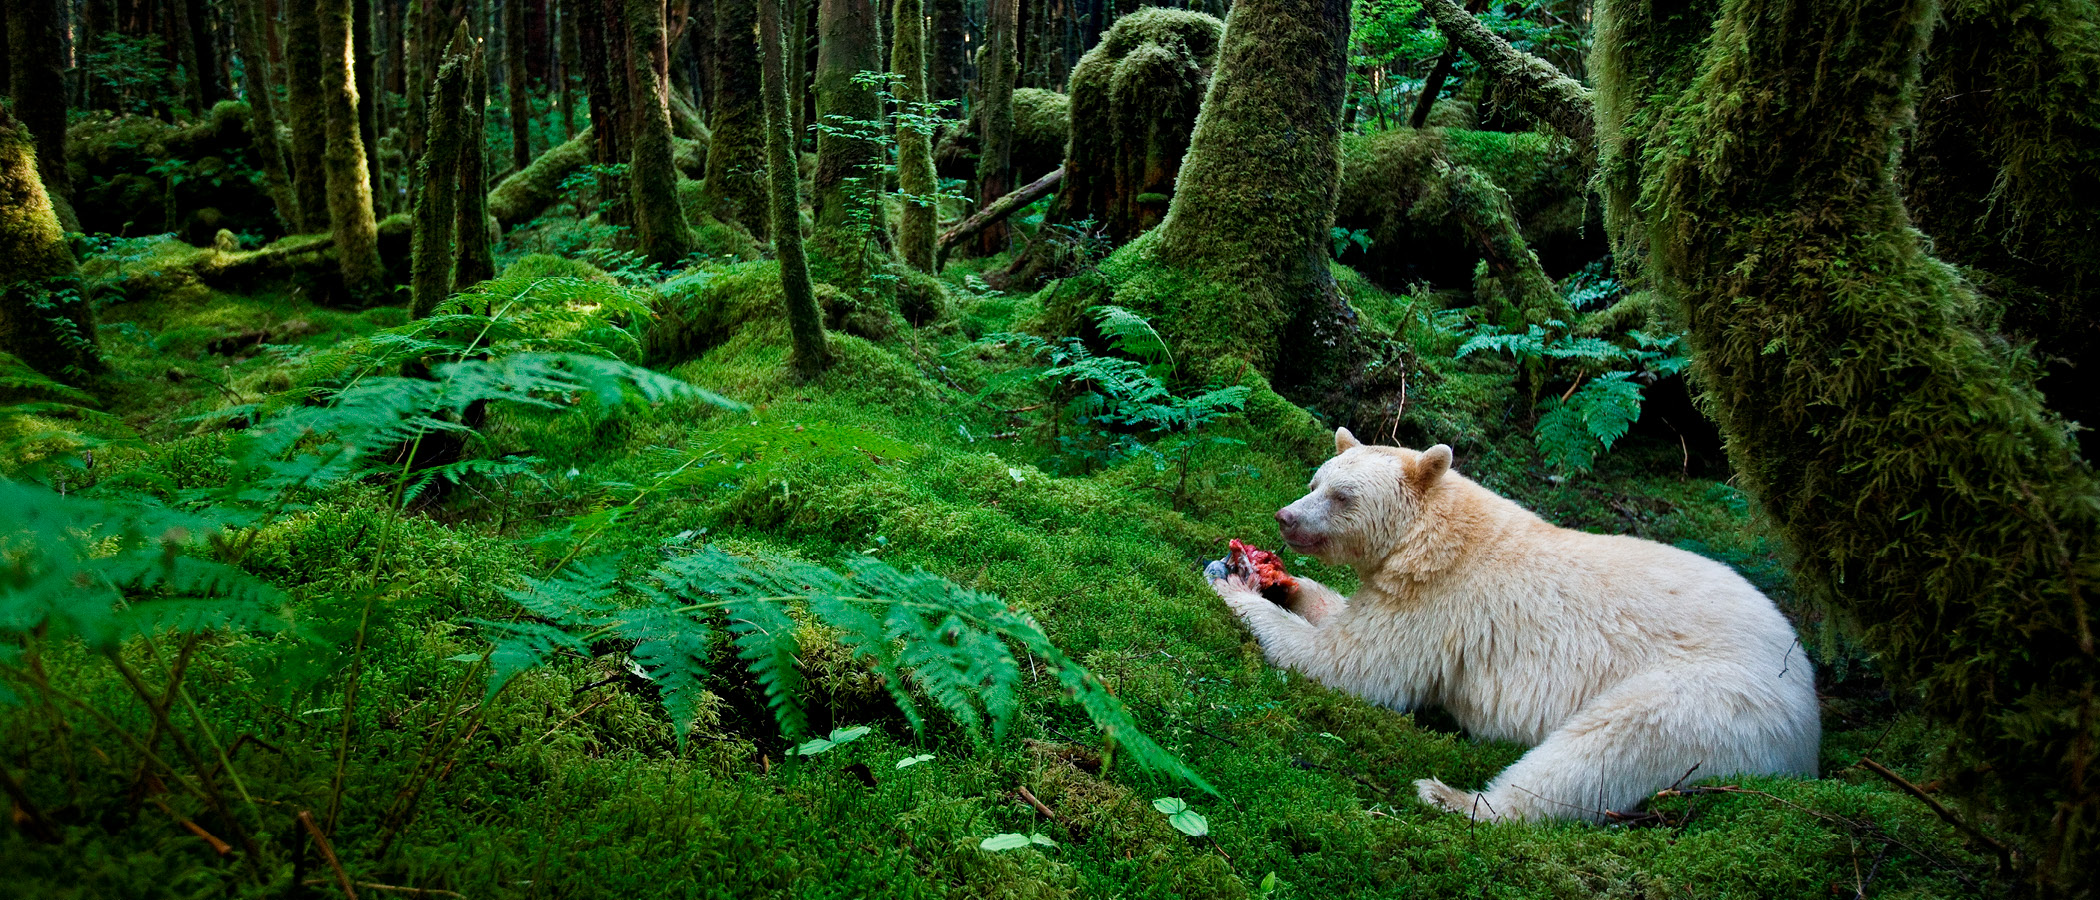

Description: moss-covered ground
[1,240,1991,898]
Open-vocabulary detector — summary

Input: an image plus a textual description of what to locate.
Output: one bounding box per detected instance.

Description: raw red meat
[1226,539,1296,605]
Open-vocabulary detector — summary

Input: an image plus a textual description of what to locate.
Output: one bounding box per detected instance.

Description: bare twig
[148,794,231,855]
[1858,756,2015,871]
[936,167,1065,265]
[302,881,464,898]
[1017,784,1058,820]
[298,810,359,900]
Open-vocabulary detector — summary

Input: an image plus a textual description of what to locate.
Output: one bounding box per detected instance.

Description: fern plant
[0,352,135,482]
[1458,311,1688,474]
[474,544,1217,794]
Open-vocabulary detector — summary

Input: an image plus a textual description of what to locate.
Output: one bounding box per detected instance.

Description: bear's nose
[1275,507,1297,529]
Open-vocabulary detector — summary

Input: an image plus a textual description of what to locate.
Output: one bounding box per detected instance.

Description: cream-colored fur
[1211,428,1820,822]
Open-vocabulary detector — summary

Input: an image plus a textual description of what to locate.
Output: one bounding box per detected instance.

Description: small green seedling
[895,753,935,769]
[980,833,1057,851]
[795,725,871,756]
[1153,797,1210,837]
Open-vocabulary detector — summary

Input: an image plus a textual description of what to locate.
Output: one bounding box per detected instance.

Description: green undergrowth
[0,249,1988,898]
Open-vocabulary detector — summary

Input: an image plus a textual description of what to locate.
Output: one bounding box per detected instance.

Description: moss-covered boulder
[1335,127,1595,288]
[66,102,281,241]
[933,88,1068,186]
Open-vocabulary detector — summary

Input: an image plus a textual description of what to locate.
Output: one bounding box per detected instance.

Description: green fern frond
[1535,372,1645,473]
[1092,305,1176,379]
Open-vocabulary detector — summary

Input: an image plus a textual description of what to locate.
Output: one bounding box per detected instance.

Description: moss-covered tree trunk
[581,0,633,225]
[6,0,76,233]
[1597,0,2100,884]
[1902,0,2100,459]
[356,0,383,211]
[999,8,1219,287]
[507,0,536,171]
[233,0,301,230]
[929,0,964,117]
[1147,0,1358,390]
[411,56,469,318]
[891,0,937,272]
[971,0,1018,255]
[321,0,386,297]
[761,0,830,374]
[286,0,332,232]
[705,0,769,238]
[0,108,99,381]
[455,39,497,287]
[811,0,885,286]
[626,0,699,265]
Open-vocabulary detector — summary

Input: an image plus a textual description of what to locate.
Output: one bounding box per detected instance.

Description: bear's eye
[1330,490,1352,506]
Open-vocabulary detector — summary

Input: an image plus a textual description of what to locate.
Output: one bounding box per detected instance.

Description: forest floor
[1,238,1997,899]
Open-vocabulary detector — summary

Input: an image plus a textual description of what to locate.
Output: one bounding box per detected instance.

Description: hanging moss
[704,0,769,239]
[1902,0,2100,457]
[0,110,99,382]
[626,0,699,266]
[999,10,1218,288]
[892,0,938,273]
[488,127,596,227]
[1598,0,2100,886]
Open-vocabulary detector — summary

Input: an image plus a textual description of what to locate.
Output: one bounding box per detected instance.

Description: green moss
[1009,87,1071,179]
[488,127,596,227]
[894,0,940,273]
[500,253,617,282]
[1,111,99,381]
[701,0,768,239]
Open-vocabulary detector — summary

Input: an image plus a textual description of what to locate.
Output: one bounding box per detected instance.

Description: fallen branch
[1858,756,2016,871]
[298,809,359,900]
[937,166,1065,266]
[1018,784,1058,820]
[303,881,465,898]
[1420,0,1594,150]
[148,795,231,855]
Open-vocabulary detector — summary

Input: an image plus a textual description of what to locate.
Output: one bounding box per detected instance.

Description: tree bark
[892,0,937,272]
[507,0,535,170]
[456,37,497,286]
[929,0,964,118]
[6,0,75,232]
[972,0,1018,255]
[0,106,99,381]
[233,0,301,230]
[627,0,699,264]
[412,54,469,317]
[811,0,884,264]
[321,0,386,296]
[286,0,332,231]
[761,0,830,374]
[356,0,384,210]
[705,0,770,237]
[1596,0,2100,883]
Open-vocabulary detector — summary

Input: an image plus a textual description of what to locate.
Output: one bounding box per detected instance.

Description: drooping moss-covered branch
[489,127,596,226]
[761,0,830,374]
[1599,0,2100,884]
[1443,163,1568,327]
[1420,0,1594,151]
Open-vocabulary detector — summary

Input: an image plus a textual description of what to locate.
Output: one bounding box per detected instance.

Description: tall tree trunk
[0,106,99,381]
[286,0,332,231]
[234,0,300,230]
[6,0,75,233]
[1149,0,1354,385]
[627,0,698,264]
[891,0,936,272]
[507,0,534,170]
[929,0,963,117]
[356,0,384,212]
[791,0,813,146]
[558,0,580,137]
[187,0,224,106]
[972,0,1017,255]
[412,53,468,317]
[456,38,497,286]
[1596,0,2100,885]
[761,0,829,373]
[811,0,883,252]
[705,0,769,237]
[580,0,632,224]
[321,0,385,295]
[167,0,206,114]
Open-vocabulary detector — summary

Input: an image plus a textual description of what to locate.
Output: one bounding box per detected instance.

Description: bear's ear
[1334,427,1362,455]
[1410,444,1453,487]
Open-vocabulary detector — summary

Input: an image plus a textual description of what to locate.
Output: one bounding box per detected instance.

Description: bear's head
[1274,428,1452,567]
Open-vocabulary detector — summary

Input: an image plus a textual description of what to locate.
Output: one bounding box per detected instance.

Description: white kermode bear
[1209,428,1820,822]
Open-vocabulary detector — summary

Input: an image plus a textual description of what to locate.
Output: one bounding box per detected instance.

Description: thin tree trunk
[412,52,468,317]
[507,0,534,170]
[892,0,936,272]
[286,0,332,231]
[705,0,769,236]
[356,0,384,212]
[6,0,75,232]
[627,0,698,264]
[929,0,963,118]
[972,0,1017,255]
[761,0,829,373]
[167,0,206,114]
[559,0,579,136]
[321,0,385,295]
[234,0,300,230]
[456,38,497,286]
[187,0,223,106]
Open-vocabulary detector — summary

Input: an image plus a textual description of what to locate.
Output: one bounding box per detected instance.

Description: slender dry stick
[1858,756,2015,870]
[108,653,266,864]
[299,810,361,899]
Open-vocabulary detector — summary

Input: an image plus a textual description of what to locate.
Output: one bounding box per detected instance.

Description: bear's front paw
[1208,576,1270,620]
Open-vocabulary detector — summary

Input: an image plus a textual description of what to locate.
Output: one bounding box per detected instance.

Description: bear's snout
[1275,507,1297,529]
